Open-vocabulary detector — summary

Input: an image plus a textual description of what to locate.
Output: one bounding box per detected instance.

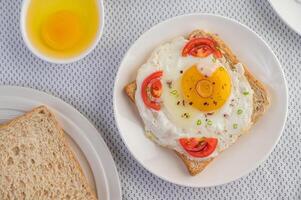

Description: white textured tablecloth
[1,0,300,199]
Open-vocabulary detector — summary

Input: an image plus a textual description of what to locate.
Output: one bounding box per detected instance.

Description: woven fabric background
[1,0,300,199]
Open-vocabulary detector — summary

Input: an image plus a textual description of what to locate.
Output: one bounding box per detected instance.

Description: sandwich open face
[124,30,270,176]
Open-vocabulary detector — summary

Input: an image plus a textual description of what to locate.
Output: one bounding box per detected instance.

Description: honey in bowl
[26,0,100,59]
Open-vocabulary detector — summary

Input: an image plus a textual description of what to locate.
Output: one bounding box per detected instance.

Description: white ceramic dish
[268,0,301,36]
[20,0,105,64]
[114,13,288,187]
[0,86,121,199]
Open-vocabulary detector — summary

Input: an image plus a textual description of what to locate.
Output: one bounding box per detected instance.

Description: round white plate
[0,86,121,199]
[268,0,301,35]
[114,13,288,187]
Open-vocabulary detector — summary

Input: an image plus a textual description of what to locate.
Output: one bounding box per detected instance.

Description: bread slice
[0,106,97,199]
[124,30,270,176]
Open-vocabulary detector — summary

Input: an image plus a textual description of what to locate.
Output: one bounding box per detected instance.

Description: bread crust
[124,30,270,176]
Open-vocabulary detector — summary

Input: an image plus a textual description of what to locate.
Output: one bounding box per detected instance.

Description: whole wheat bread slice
[124,30,270,176]
[0,106,97,199]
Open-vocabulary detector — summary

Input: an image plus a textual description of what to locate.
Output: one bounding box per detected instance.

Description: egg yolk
[181,65,231,112]
[41,10,82,50]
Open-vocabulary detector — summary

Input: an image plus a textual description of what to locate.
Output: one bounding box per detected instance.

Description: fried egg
[135,37,254,160]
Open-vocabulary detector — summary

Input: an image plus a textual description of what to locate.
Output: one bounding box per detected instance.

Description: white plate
[0,86,121,199]
[114,13,288,187]
[268,0,301,35]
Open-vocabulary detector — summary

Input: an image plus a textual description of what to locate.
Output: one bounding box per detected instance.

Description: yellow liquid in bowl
[26,0,100,59]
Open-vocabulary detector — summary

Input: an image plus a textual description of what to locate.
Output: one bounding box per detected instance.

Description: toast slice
[0,106,97,199]
[124,30,270,176]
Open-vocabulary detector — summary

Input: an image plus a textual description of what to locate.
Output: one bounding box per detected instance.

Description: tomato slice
[150,79,162,98]
[182,38,222,58]
[179,137,218,158]
[213,49,222,58]
[196,46,214,58]
[189,45,213,57]
[141,71,163,111]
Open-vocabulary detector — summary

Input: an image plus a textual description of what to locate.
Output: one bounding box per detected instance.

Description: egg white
[135,37,254,160]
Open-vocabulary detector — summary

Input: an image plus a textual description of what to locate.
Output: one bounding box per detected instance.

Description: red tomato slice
[179,138,206,152]
[150,79,162,98]
[179,137,218,158]
[141,71,163,111]
[213,49,222,58]
[189,45,213,57]
[196,46,214,58]
[182,38,222,58]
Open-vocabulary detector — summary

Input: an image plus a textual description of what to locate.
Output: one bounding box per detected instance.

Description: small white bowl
[20,0,105,64]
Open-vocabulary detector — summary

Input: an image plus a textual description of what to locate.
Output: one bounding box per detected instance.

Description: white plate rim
[0,86,122,199]
[268,0,301,36]
[113,13,288,187]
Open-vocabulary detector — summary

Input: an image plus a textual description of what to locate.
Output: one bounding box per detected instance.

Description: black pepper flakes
[223,114,229,118]
[181,113,190,119]
[166,80,172,88]
[182,100,185,106]
[180,70,183,74]
[189,102,193,105]
[177,101,180,105]
[207,112,214,115]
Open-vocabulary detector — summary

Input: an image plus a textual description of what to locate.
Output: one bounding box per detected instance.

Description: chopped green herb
[243,91,249,96]
[237,109,243,115]
[170,90,179,97]
[170,90,177,95]
[233,123,238,129]
[207,120,213,126]
[145,131,157,141]
[196,119,202,126]
[212,57,216,63]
